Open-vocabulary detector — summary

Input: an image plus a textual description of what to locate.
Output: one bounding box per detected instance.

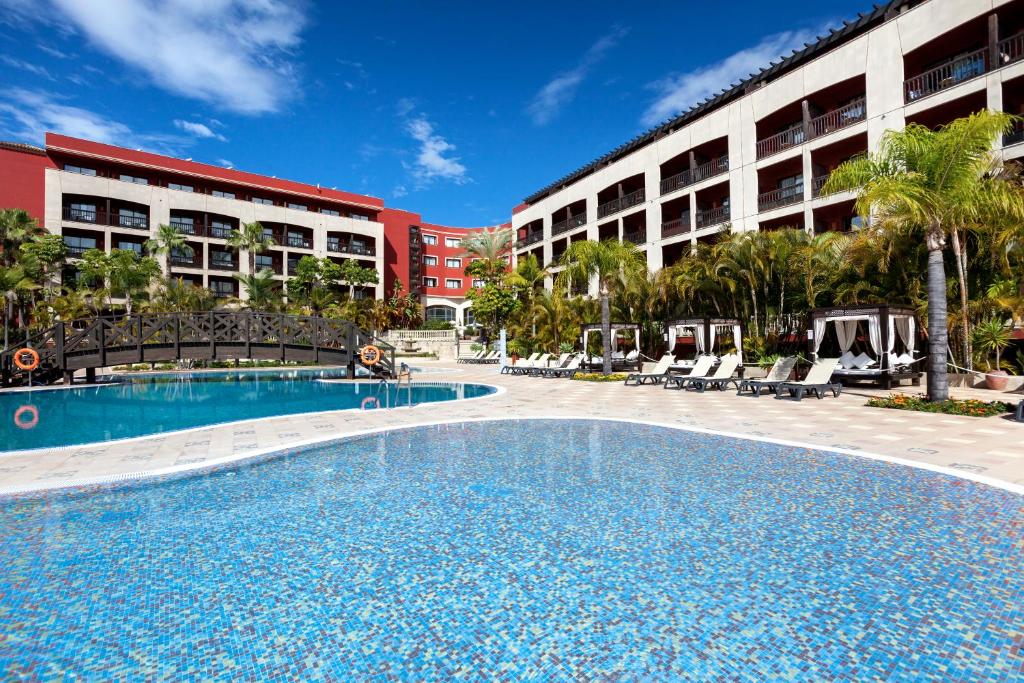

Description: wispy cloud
[173,119,227,141]
[526,25,628,126]
[641,27,828,126]
[7,0,308,114]
[404,116,469,187]
[392,185,408,198]
[1,55,54,80]
[0,89,187,154]
[36,43,69,59]
[217,158,235,168]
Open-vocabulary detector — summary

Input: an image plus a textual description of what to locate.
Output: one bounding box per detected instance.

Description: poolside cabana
[664,317,744,367]
[808,304,923,389]
[581,322,641,370]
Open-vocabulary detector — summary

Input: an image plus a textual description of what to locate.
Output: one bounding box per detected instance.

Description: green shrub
[571,372,629,382]
[421,319,454,331]
[866,393,1013,417]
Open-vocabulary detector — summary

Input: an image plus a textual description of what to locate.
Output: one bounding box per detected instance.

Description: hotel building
[512,0,1024,287]
[0,134,494,327]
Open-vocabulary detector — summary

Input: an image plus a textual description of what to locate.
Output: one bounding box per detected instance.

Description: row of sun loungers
[457,350,500,364]
[500,352,584,378]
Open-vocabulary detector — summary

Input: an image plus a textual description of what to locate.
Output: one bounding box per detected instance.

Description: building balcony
[170,254,200,268]
[661,213,692,239]
[1001,32,1024,68]
[62,206,149,230]
[809,97,866,138]
[596,188,645,220]
[758,186,804,212]
[904,48,987,103]
[1005,120,1024,147]
[551,213,587,236]
[285,234,313,249]
[811,176,830,198]
[208,259,237,272]
[622,228,646,245]
[170,219,202,237]
[515,231,544,250]
[695,206,729,229]
[327,240,375,257]
[756,125,805,160]
[64,243,93,258]
[660,157,729,195]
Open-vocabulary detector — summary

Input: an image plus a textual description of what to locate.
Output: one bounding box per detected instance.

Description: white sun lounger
[624,355,675,386]
[736,356,798,396]
[774,357,843,400]
[662,356,716,390]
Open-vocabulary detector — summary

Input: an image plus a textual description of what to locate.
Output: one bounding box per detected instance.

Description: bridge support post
[313,316,320,364]
[137,315,144,363]
[86,367,96,384]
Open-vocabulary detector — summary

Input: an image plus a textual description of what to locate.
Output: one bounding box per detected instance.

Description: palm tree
[556,239,647,374]
[106,250,161,316]
[227,221,275,276]
[460,226,512,261]
[234,269,280,311]
[0,208,41,267]
[1,265,34,351]
[824,110,1024,401]
[507,253,548,337]
[145,223,193,274]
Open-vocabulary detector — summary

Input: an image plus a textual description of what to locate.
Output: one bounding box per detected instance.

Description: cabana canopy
[664,317,744,364]
[581,322,641,354]
[809,304,918,371]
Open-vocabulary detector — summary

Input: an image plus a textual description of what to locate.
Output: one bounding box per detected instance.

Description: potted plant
[972,318,1013,390]
[507,339,526,365]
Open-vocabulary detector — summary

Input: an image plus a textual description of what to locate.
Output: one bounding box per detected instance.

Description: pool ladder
[377,363,412,408]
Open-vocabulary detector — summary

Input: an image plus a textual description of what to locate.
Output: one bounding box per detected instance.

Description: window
[322,208,340,217]
[210,280,234,297]
[63,234,98,256]
[168,182,194,192]
[170,215,195,235]
[425,305,456,322]
[287,256,301,274]
[64,163,96,176]
[262,226,276,241]
[445,237,461,248]
[287,202,307,211]
[253,197,274,205]
[67,202,96,222]
[423,276,438,287]
[210,219,233,238]
[170,247,193,265]
[118,208,147,229]
[422,234,437,245]
[119,173,148,185]
[210,250,235,268]
[255,254,274,270]
[423,255,438,266]
[445,257,462,268]
[445,278,461,289]
[350,214,369,221]
[212,189,235,199]
[472,279,485,288]
[117,240,143,255]
[287,232,310,248]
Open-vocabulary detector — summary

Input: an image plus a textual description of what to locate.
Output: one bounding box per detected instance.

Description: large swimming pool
[0,420,1020,680]
[0,371,494,451]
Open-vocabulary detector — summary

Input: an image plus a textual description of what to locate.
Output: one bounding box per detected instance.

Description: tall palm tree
[227,221,275,276]
[1,265,34,351]
[460,226,512,261]
[145,223,193,274]
[824,110,1024,401]
[507,252,548,337]
[234,269,281,311]
[556,239,647,374]
[0,208,41,267]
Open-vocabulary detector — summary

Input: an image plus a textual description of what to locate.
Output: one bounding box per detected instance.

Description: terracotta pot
[986,369,1010,391]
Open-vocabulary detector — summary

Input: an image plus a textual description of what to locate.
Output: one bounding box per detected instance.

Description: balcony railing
[596,188,645,219]
[661,213,692,239]
[62,206,149,230]
[209,224,234,239]
[515,231,544,249]
[551,212,587,236]
[285,235,313,249]
[758,186,804,212]
[660,169,692,195]
[756,125,806,160]
[659,156,729,196]
[64,243,95,258]
[328,241,376,257]
[170,255,200,267]
[170,219,200,236]
[622,229,646,244]
[999,32,1024,67]
[905,48,987,102]
[695,206,729,229]
[208,259,237,271]
[1005,120,1024,147]
[809,98,866,138]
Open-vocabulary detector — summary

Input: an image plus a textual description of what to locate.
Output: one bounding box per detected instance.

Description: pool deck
[1,361,1022,495]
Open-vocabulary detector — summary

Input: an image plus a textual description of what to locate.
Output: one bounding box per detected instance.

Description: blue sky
[0,0,866,226]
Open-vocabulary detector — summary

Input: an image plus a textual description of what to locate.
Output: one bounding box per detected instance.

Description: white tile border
[2,415,1020,498]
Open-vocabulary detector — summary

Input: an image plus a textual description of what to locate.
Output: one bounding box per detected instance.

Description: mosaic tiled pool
[0,374,494,451]
[1,420,1022,680]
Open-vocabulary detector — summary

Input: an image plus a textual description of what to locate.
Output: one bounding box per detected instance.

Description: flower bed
[866,393,1014,417]
[571,372,630,382]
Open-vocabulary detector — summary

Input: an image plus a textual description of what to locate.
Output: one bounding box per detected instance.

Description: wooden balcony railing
[661,213,692,238]
[596,188,645,219]
[692,156,729,184]
[758,186,804,212]
[62,206,149,230]
[999,32,1024,67]
[515,231,544,249]
[695,206,729,229]
[809,98,866,138]
[756,125,805,160]
[622,229,646,244]
[551,212,587,236]
[904,48,987,102]
[328,240,376,257]
[660,169,691,195]
[811,176,831,198]
[285,234,313,249]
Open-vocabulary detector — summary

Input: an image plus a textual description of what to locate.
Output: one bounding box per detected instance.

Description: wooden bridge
[0,311,396,387]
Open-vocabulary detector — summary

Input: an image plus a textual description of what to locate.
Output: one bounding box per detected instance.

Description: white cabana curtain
[866,314,882,357]
[835,320,858,352]
[732,324,743,363]
[693,326,705,353]
[893,316,916,353]
[708,325,717,352]
[813,317,827,354]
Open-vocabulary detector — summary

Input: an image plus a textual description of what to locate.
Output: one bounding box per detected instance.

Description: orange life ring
[13,405,39,430]
[359,345,382,365]
[13,347,40,372]
[361,396,380,410]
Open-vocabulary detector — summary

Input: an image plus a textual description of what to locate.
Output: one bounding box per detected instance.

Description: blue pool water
[0,420,1021,680]
[0,373,494,451]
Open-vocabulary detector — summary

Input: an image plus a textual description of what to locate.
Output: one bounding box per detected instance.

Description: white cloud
[641,27,827,126]
[392,185,408,198]
[11,0,308,114]
[0,89,187,153]
[173,119,227,141]
[526,26,628,125]
[405,116,469,186]
[1,55,54,80]
[36,44,69,59]
[217,158,235,168]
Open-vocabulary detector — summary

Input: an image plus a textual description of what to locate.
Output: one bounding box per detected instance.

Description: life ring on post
[13,348,40,372]
[361,396,380,410]
[359,345,382,366]
[13,405,39,430]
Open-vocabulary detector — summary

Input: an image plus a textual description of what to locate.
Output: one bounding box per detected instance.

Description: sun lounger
[542,355,583,378]
[624,355,675,386]
[501,352,539,374]
[527,352,571,376]
[774,357,843,400]
[510,353,550,376]
[736,356,798,396]
[1015,400,1023,422]
[457,350,483,363]
[677,355,741,392]
[662,356,716,390]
